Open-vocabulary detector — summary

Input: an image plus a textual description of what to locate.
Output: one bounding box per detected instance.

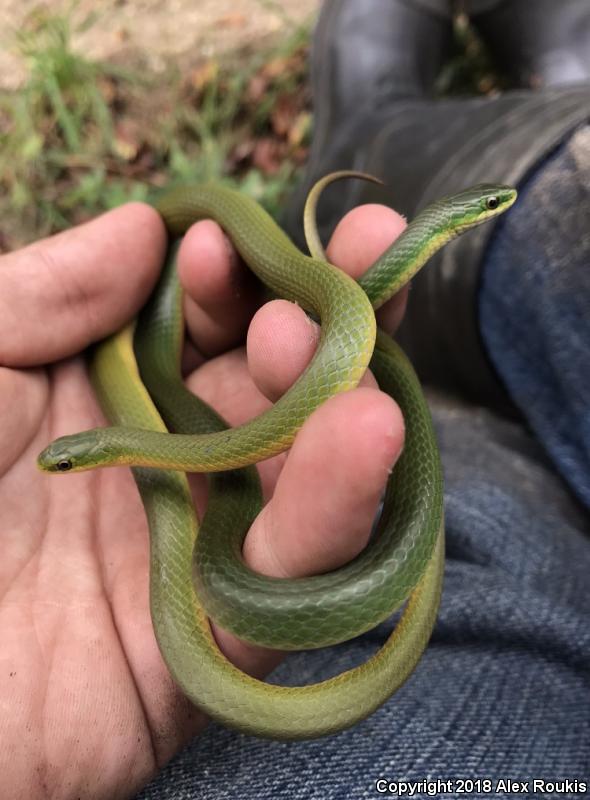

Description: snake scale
[37,175,516,738]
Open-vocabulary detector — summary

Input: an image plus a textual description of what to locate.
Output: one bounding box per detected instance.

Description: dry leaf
[189,60,219,92]
[287,111,311,148]
[97,76,117,105]
[271,94,300,137]
[217,12,247,29]
[112,120,142,161]
[115,26,130,42]
[246,73,268,104]
[260,55,291,80]
[252,137,283,174]
[228,138,256,168]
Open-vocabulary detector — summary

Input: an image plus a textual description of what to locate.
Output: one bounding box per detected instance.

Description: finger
[0,203,166,367]
[246,387,403,574]
[213,387,404,673]
[184,345,288,502]
[178,221,262,357]
[247,299,378,402]
[247,203,407,401]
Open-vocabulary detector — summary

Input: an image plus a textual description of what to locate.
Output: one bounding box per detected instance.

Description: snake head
[37,429,104,473]
[451,183,518,232]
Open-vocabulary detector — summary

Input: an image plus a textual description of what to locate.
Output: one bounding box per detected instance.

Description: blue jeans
[137,131,590,800]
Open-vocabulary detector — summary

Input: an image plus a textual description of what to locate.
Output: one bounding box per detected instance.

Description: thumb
[0,203,167,367]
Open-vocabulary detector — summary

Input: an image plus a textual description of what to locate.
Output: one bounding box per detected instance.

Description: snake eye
[57,459,72,472]
[486,196,499,210]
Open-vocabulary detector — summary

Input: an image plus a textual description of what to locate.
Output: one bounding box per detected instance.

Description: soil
[0,0,320,89]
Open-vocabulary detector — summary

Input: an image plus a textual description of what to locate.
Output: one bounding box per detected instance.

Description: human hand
[0,199,408,799]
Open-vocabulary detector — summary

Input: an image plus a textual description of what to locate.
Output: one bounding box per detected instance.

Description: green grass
[0,4,312,250]
[0,5,501,252]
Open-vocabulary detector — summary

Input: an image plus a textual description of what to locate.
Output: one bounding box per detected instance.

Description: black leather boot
[356,89,590,411]
[283,0,454,249]
[469,0,590,89]
[283,0,590,412]
[309,0,453,147]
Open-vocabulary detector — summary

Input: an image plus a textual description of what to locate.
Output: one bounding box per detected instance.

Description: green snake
[37,176,516,739]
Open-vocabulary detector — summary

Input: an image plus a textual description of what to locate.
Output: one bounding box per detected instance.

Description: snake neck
[358,201,465,310]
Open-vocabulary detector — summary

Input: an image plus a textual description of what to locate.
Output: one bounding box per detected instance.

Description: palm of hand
[1,357,204,797]
[0,201,406,800]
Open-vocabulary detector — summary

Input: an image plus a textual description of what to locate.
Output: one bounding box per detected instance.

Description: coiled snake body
[38,176,516,739]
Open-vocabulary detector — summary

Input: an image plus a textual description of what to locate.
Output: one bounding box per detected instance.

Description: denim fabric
[137,137,590,800]
[481,126,590,511]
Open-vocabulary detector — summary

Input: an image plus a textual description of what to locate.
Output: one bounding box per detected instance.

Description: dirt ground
[0,0,321,89]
